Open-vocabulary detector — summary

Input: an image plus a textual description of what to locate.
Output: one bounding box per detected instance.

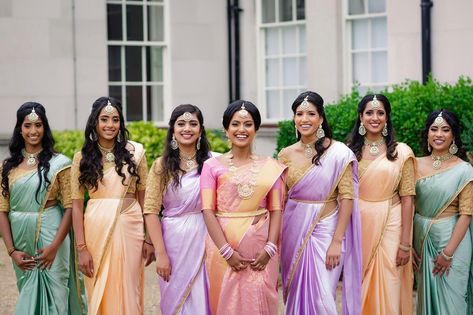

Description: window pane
[266,58,279,87]
[126,46,142,81]
[266,90,281,119]
[107,4,122,40]
[298,26,306,53]
[368,0,386,13]
[349,0,365,15]
[148,5,164,41]
[352,52,370,84]
[283,89,298,118]
[279,0,293,22]
[372,51,387,83]
[147,85,164,121]
[109,86,122,104]
[352,19,369,50]
[372,18,387,49]
[147,47,163,82]
[126,86,143,121]
[283,57,298,86]
[127,5,143,41]
[265,28,279,56]
[296,0,305,20]
[262,0,276,23]
[108,46,121,81]
[299,56,307,86]
[282,26,297,54]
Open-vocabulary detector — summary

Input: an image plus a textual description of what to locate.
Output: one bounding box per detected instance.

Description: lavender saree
[280,141,362,315]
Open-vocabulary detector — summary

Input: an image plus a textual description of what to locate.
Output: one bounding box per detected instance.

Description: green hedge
[53,121,229,165]
[276,77,473,157]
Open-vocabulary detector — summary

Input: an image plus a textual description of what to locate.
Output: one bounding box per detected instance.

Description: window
[258,0,306,121]
[107,0,166,121]
[346,0,388,94]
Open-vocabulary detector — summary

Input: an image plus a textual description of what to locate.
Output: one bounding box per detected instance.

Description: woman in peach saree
[348,94,415,315]
[201,101,286,315]
[71,97,153,315]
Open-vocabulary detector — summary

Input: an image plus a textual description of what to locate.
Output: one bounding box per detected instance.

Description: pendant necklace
[431,152,453,170]
[21,148,42,167]
[364,138,385,156]
[97,143,115,163]
[300,140,315,159]
[180,152,197,171]
[226,153,260,200]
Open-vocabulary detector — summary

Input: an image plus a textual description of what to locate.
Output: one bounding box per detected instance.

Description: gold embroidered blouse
[440,181,473,217]
[143,158,165,214]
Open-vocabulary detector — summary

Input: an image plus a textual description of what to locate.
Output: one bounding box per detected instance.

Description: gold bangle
[76,243,87,252]
[7,246,16,256]
[440,249,454,261]
[398,243,411,252]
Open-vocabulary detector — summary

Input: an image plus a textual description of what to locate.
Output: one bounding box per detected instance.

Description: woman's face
[173,112,201,148]
[226,110,256,149]
[294,102,323,140]
[428,119,454,154]
[360,100,387,137]
[21,115,44,150]
[95,106,120,142]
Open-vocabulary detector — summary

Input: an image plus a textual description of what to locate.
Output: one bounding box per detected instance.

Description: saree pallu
[201,157,286,315]
[360,143,414,315]
[159,169,210,315]
[83,142,145,315]
[413,162,473,315]
[8,154,87,315]
[281,141,361,315]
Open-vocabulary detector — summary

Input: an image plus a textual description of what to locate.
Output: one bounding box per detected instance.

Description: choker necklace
[300,140,315,159]
[364,138,385,156]
[180,152,197,170]
[21,149,42,166]
[97,143,115,163]
[226,153,260,200]
[431,152,454,170]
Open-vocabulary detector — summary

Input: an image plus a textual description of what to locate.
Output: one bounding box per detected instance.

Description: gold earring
[358,122,366,136]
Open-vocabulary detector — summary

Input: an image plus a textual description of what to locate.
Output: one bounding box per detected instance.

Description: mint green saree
[8,154,86,315]
[414,161,473,315]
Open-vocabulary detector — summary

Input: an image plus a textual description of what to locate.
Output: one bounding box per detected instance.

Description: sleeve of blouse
[399,158,416,197]
[0,166,9,212]
[200,160,217,211]
[337,163,355,200]
[267,175,285,211]
[71,152,85,200]
[459,181,473,216]
[143,159,164,214]
[57,167,72,209]
[136,156,148,191]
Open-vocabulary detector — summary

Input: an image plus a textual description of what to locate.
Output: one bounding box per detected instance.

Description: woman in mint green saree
[0,103,86,315]
[413,109,473,315]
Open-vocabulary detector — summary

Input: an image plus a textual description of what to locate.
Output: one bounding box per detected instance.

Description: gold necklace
[226,153,260,200]
[300,140,315,159]
[97,143,115,163]
[431,152,454,169]
[364,137,385,156]
[21,148,42,166]
[180,152,197,170]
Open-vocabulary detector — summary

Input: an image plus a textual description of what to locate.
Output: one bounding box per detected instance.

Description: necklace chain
[300,141,315,159]
[180,152,197,171]
[97,143,115,163]
[226,153,260,200]
[364,137,385,156]
[431,152,454,170]
[21,148,42,167]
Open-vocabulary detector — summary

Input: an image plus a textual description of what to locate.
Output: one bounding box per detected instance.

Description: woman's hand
[432,252,452,277]
[11,251,36,271]
[142,242,155,267]
[250,250,271,271]
[325,240,342,270]
[156,252,172,282]
[78,249,94,278]
[227,251,253,272]
[412,249,422,272]
[36,244,59,270]
[396,248,410,267]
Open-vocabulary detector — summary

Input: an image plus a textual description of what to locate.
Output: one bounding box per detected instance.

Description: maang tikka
[300,96,310,110]
[27,107,39,122]
[238,103,249,118]
[372,95,380,109]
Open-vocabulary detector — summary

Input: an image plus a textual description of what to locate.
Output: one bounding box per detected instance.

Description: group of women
[0,91,471,315]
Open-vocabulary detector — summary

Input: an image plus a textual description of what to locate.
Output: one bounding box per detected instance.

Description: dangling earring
[196,136,201,150]
[116,130,122,143]
[428,141,432,153]
[316,124,325,139]
[170,135,179,150]
[382,124,388,137]
[89,130,97,142]
[449,140,458,155]
[227,138,232,149]
[294,127,299,140]
[358,122,366,136]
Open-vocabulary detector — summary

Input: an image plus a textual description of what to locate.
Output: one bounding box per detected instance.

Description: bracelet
[440,249,454,261]
[264,241,278,258]
[76,243,87,252]
[144,240,153,246]
[219,243,234,260]
[398,243,411,252]
[7,246,16,256]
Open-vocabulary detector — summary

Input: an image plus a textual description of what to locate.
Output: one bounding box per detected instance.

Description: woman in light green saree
[0,103,86,315]
[413,109,473,315]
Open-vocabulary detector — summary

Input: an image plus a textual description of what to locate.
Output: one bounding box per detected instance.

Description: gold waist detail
[289,198,337,204]
[215,208,268,218]
[415,212,458,222]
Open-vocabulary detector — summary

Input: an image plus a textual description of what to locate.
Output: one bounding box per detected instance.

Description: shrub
[276,77,473,157]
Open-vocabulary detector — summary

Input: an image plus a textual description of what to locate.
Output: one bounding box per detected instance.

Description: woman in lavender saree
[279,91,362,315]
[144,104,211,315]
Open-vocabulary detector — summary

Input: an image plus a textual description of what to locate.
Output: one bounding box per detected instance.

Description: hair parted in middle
[222,100,262,131]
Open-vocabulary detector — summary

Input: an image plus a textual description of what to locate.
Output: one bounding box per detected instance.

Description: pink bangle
[219,243,234,260]
[264,241,278,258]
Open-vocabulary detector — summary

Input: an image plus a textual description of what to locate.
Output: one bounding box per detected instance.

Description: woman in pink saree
[278,91,361,315]
[201,100,286,315]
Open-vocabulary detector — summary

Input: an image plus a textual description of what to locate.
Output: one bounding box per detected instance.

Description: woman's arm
[72,199,94,278]
[144,214,170,280]
[326,198,353,270]
[396,195,414,266]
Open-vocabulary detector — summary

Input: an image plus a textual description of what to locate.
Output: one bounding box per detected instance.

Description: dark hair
[1,102,55,202]
[222,100,262,131]
[420,109,467,160]
[160,104,211,188]
[347,93,398,161]
[292,91,333,165]
[78,97,139,191]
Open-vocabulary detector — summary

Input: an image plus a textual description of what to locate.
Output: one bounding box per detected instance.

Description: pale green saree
[8,154,86,315]
[414,161,473,315]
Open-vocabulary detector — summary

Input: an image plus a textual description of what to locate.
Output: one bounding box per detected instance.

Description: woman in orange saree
[201,100,286,315]
[347,94,415,315]
[71,97,153,315]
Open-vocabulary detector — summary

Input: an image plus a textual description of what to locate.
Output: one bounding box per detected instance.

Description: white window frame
[106,0,170,122]
[343,0,388,94]
[256,0,306,123]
